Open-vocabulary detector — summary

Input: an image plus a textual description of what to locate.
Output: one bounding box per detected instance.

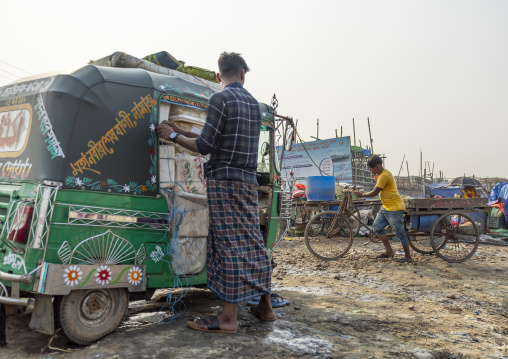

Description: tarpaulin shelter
[425,181,461,198]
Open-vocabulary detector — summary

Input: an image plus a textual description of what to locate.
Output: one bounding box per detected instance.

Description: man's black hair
[218,52,250,78]
[367,155,383,168]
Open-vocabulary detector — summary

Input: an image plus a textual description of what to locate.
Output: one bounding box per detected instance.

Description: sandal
[375,253,394,259]
[187,315,237,334]
[248,306,277,322]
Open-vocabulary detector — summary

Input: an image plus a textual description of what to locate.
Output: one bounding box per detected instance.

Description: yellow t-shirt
[376,169,405,211]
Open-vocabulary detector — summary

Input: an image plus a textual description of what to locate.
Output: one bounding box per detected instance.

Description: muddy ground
[2,237,508,359]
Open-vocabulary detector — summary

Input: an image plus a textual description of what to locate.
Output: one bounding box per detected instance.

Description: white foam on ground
[265,328,334,357]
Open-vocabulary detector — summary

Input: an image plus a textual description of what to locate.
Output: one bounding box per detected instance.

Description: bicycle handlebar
[342,185,364,193]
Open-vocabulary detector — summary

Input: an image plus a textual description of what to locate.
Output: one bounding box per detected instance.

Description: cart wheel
[305,211,354,260]
[55,288,129,345]
[408,233,435,254]
[430,212,480,263]
[408,227,447,254]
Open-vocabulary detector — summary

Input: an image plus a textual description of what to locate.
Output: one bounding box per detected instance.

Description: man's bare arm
[355,186,382,198]
[174,135,199,153]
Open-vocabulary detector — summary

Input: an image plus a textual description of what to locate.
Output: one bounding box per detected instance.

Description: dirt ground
[2,237,508,359]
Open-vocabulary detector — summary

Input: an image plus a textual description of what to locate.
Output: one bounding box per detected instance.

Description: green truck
[0,52,294,344]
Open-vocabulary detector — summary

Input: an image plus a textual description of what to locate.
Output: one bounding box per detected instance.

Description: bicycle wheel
[304,211,354,260]
[430,212,480,263]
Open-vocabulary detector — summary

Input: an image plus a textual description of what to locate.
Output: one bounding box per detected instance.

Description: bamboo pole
[397,154,406,177]
[368,117,374,154]
[353,118,357,186]
[423,168,426,197]
[317,118,319,140]
[420,150,422,178]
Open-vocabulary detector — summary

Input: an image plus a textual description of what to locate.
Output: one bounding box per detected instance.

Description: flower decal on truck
[64,265,82,286]
[128,266,143,285]
[95,265,112,285]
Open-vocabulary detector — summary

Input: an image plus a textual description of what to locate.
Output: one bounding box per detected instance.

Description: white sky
[1,0,506,179]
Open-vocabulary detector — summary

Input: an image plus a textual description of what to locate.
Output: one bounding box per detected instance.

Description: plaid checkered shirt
[196,82,261,185]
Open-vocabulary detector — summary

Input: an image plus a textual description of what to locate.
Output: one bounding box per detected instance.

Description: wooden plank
[404,197,488,210]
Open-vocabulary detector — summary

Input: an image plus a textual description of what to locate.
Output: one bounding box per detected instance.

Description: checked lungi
[206,178,272,304]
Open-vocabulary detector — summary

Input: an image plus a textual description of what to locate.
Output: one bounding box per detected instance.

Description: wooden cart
[404,197,489,262]
[302,196,488,263]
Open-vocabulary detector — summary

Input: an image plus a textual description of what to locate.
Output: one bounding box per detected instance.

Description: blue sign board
[278,137,353,184]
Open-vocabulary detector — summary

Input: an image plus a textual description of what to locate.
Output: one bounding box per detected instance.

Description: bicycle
[304,185,380,260]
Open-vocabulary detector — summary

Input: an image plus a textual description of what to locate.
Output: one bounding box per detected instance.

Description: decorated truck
[0,52,294,344]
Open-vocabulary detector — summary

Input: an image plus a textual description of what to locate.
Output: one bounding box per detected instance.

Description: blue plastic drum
[306,176,336,201]
[418,215,441,232]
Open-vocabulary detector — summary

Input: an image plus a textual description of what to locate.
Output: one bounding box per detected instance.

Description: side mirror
[284,126,294,152]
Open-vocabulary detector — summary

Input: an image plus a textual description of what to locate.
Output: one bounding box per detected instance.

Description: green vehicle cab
[0,53,294,345]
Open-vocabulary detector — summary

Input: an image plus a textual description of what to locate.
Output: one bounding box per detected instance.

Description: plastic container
[306,176,335,201]
[418,215,441,232]
[409,216,419,231]
[487,216,501,229]
[324,205,339,218]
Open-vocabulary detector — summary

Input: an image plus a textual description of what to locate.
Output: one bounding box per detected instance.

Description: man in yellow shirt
[355,155,413,263]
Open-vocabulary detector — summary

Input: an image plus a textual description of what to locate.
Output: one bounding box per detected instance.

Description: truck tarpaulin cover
[0,65,214,196]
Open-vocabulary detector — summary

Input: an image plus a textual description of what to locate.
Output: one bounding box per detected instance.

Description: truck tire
[55,288,128,345]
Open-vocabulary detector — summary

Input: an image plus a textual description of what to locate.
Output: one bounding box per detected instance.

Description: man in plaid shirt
[158,52,275,333]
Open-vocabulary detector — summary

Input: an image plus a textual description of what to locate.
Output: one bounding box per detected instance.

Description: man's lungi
[206,178,272,304]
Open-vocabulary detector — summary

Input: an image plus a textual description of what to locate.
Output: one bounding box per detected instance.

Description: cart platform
[403,197,488,215]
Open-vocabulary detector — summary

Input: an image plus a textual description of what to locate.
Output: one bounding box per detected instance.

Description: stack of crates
[487,207,507,229]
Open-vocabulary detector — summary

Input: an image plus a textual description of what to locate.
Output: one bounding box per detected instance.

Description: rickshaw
[0,54,294,344]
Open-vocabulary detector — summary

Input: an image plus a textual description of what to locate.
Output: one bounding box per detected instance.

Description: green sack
[180,65,218,83]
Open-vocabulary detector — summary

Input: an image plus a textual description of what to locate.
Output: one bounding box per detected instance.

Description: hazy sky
[1,0,506,179]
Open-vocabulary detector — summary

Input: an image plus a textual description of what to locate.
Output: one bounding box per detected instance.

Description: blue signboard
[278,137,353,184]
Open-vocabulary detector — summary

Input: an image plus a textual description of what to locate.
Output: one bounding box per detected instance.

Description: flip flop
[247,293,290,308]
[187,315,237,334]
[376,253,394,259]
[248,306,277,322]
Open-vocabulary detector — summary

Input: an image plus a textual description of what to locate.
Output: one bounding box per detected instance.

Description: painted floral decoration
[95,265,112,285]
[128,266,143,285]
[64,265,82,286]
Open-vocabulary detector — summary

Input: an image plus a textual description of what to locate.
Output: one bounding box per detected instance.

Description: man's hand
[354,192,363,198]
[157,122,174,141]
[160,120,182,133]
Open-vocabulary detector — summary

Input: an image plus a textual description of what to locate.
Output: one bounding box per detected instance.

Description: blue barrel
[409,216,420,231]
[418,215,441,232]
[324,205,339,218]
[306,176,335,201]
